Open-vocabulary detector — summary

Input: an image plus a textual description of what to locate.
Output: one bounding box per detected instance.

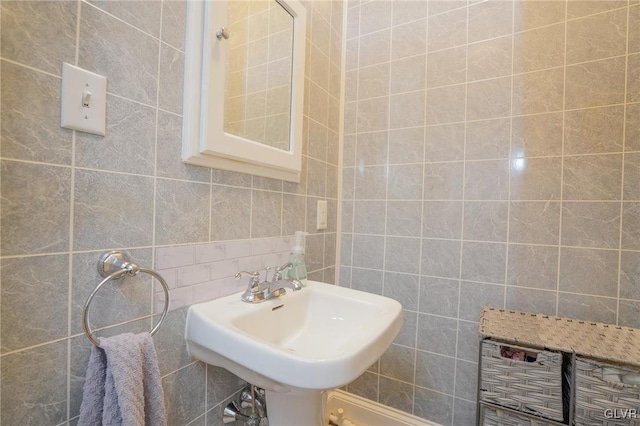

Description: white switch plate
[61,63,107,136]
[317,200,328,230]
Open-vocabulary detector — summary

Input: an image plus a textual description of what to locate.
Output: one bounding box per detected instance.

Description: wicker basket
[481,404,557,426]
[480,340,565,422]
[575,357,640,426]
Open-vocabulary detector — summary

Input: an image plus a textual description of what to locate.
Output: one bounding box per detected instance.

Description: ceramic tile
[513,23,565,73]
[459,281,504,321]
[565,56,626,109]
[380,344,416,383]
[509,201,561,245]
[89,0,161,37]
[425,124,465,162]
[1,341,67,425]
[465,118,511,160]
[628,54,640,104]
[512,68,564,115]
[467,77,512,121]
[389,127,425,165]
[155,179,210,245]
[561,202,620,248]
[426,84,466,125]
[390,91,425,129]
[566,8,627,65]
[453,398,477,426]
[506,287,557,316]
[352,234,385,269]
[625,153,640,201]
[355,165,387,199]
[359,0,391,35]
[210,185,251,241]
[76,94,155,175]
[461,242,507,284]
[0,0,77,75]
[454,360,478,401]
[385,237,421,275]
[456,320,481,363]
[353,200,385,234]
[1,161,71,255]
[1,254,69,353]
[623,202,640,250]
[421,239,461,279]
[507,244,559,290]
[414,387,453,426]
[388,164,424,200]
[564,106,625,155]
[557,293,617,323]
[422,201,463,239]
[511,112,563,158]
[514,1,566,32]
[379,377,414,413]
[559,247,619,297]
[468,0,513,43]
[384,272,420,311]
[463,201,509,242]
[467,36,512,82]
[464,160,509,201]
[562,154,622,201]
[391,55,426,95]
[358,62,389,100]
[161,0,186,51]
[1,61,73,164]
[567,0,627,20]
[159,44,185,115]
[163,363,206,426]
[392,19,427,60]
[415,351,455,393]
[79,4,159,105]
[423,162,464,200]
[427,8,467,52]
[419,276,460,318]
[359,29,391,67]
[427,47,467,88]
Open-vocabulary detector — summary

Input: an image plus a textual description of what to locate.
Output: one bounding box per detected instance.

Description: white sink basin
[185,280,403,425]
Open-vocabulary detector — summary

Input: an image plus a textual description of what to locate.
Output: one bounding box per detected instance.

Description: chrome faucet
[236,262,302,303]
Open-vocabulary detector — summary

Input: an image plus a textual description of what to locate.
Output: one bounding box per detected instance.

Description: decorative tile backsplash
[155,236,295,310]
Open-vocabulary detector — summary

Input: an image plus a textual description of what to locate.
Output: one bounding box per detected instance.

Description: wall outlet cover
[61,62,107,136]
[317,200,328,230]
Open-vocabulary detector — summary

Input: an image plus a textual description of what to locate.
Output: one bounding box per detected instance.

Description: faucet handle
[235,270,260,280]
[272,262,292,281]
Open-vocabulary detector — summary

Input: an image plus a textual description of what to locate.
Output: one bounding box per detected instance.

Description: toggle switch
[82,90,92,107]
[61,63,107,136]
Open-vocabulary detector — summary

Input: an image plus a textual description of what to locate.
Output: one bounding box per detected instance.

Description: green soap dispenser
[285,231,308,286]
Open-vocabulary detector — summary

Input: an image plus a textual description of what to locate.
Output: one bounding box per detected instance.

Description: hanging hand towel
[78,332,167,426]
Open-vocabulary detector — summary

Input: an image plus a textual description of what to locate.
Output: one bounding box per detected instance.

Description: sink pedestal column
[265,389,325,426]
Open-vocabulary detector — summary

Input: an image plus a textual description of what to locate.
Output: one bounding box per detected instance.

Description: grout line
[617,0,632,325]
[66,2,83,418]
[451,3,470,420]
[503,0,516,314]
[555,0,569,317]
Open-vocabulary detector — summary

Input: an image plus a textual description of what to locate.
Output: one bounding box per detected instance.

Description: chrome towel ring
[82,251,170,347]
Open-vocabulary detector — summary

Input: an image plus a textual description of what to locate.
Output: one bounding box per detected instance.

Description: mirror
[224,2,294,152]
[182,0,306,182]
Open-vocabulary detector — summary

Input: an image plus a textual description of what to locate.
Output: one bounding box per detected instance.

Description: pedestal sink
[185,280,403,426]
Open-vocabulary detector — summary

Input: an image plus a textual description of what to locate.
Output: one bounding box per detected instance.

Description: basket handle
[620,374,640,386]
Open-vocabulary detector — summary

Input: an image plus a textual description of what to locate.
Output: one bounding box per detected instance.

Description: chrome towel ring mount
[82,250,170,346]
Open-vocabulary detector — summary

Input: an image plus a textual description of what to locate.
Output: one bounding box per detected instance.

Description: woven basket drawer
[575,357,640,426]
[481,404,557,426]
[480,340,565,422]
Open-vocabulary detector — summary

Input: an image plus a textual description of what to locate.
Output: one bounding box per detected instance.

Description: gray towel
[78,332,167,426]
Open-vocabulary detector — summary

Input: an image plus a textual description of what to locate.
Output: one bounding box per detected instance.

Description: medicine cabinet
[182,0,306,182]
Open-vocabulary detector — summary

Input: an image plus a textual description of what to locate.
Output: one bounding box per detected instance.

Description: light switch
[61,63,107,136]
[317,200,328,230]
